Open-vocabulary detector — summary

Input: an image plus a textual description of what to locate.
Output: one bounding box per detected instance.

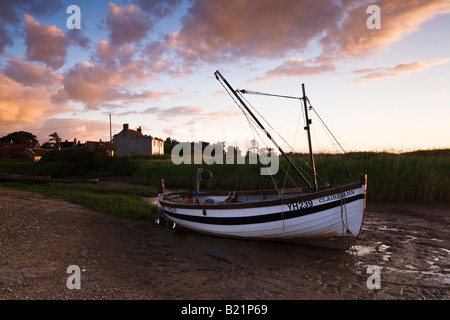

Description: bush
[39,145,110,174]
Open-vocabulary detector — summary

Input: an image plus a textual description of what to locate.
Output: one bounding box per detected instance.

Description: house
[112,124,164,156]
[60,139,76,149]
[23,148,52,162]
[84,140,115,156]
[0,142,50,161]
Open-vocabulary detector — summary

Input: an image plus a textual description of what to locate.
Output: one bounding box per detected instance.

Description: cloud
[124,105,204,120]
[157,106,204,119]
[0,71,66,125]
[66,29,91,49]
[24,14,68,69]
[353,58,450,81]
[165,0,345,65]
[93,40,142,70]
[0,22,13,54]
[0,0,63,25]
[254,57,336,83]
[61,61,175,110]
[95,40,118,61]
[106,2,153,46]
[320,0,450,57]
[434,90,448,96]
[149,106,243,128]
[117,104,241,123]
[148,0,450,77]
[62,61,133,109]
[134,0,183,19]
[38,118,112,144]
[3,57,62,87]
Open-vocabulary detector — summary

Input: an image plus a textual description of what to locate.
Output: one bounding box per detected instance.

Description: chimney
[137,126,142,134]
[123,123,129,130]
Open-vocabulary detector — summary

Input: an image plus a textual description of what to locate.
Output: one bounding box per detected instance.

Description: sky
[0,0,449,153]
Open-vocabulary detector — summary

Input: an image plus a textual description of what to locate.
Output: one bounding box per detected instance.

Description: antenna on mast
[302,84,318,192]
[109,114,112,143]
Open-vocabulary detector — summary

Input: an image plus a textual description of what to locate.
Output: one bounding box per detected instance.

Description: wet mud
[0,187,448,300]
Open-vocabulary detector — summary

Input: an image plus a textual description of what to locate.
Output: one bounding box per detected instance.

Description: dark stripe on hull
[163,193,364,226]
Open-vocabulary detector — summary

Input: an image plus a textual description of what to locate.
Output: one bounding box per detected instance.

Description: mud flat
[0,187,448,300]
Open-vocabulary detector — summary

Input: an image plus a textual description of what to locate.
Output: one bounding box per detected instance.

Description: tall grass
[1,149,448,203]
[131,149,450,203]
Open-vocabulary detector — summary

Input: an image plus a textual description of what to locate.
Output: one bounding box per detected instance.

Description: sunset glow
[1,0,449,152]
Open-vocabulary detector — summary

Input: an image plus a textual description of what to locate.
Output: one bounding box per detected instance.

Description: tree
[164,137,179,155]
[0,131,38,145]
[41,142,53,149]
[48,132,62,149]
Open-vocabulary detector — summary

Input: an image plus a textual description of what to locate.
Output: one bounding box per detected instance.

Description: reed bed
[1,149,448,203]
[131,149,450,203]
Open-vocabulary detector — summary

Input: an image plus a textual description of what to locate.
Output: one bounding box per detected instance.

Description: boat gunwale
[159,176,366,210]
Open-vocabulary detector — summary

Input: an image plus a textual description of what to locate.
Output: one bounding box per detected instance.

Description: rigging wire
[237,91,302,194]
[281,96,304,195]
[217,77,306,192]
[238,91,308,189]
[216,78,282,194]
[220,78,355,190]
[240,89,332,186]
[307,97,346,155]
[238,91,313,179]
[311,118,329,185]
[237,91,311,187]
[307,97,355,180]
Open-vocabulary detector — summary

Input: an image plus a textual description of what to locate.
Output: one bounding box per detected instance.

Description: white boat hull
[158,176,367,250]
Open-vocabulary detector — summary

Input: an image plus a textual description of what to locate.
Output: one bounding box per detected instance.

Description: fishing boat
[157,70,367,250]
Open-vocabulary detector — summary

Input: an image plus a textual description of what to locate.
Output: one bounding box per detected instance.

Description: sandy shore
[0,187,448,300]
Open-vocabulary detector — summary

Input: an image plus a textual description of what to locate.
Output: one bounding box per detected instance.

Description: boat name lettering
[163,206,177,213]
[287,200,313,211]
[319,190,355,203]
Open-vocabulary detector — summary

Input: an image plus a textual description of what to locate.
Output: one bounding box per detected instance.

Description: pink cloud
[24,14,68,69]
[254,57,336,83]
[95,40,119,61]
[62,61,130,109]
[3,57,62,87]
[353,58,450,81]
[115,104,241,124]
[117,105,203,119]
[106,2,152,46]
[66,29,91,49]
[320,0,450,57]
[151,0,450,77]
[0,70,68,125]
[61,61,175,110]
[38,118,112,145]
[165,0,345,64]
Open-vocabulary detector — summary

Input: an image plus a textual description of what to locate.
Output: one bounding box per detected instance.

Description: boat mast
[302,84,318,192]
[215,70,314,190]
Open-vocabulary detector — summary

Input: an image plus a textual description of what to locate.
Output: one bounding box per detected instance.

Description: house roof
[25,148,52,156]
[85,141,113,148]
[128,129,143,137]
[0,142,33,149]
